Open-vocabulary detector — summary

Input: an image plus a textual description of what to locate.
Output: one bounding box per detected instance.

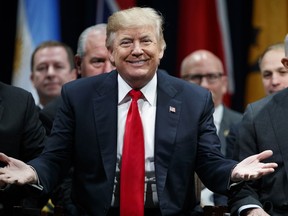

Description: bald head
[180,50,227,107]
[180,50,224,76]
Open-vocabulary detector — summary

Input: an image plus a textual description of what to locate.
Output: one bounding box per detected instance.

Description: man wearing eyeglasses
[180,49,242,207]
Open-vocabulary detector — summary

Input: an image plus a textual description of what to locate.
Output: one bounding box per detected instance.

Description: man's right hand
[0,153,37,186]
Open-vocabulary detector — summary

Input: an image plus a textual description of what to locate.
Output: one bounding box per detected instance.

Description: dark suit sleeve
[195,93,237,195]
[29,88,74,195]
[228,104,263,215]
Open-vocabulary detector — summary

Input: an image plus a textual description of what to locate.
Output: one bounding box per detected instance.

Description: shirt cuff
[28,165,43,191]
[238,204,261,216]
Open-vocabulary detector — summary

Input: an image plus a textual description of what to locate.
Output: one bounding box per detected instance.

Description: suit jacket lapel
[92,71,118,182]
[155,71,181,195]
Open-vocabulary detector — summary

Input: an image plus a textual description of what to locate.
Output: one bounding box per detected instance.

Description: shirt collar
[213,104,224,124]
[118,73,157,106]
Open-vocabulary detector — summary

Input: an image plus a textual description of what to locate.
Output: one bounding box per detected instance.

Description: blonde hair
[106,7,166,51]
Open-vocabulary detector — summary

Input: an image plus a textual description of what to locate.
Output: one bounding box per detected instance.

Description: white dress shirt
[213,104,224,135]
[112,73,158,207]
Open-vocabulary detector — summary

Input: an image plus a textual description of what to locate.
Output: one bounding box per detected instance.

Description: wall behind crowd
[1,0,288,112]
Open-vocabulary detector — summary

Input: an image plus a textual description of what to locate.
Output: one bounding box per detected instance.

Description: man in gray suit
[229,44,288,216]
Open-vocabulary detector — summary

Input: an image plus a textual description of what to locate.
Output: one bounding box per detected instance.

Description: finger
[263,162,278,168]
[1,176,21,185]
[257,150,273,161]
[0,153,10,164]
[250,168,276,180]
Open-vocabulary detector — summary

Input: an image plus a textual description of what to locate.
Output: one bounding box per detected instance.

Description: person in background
[180,49,242,207]
[40,24,115,135]
[75,23,115,77]
[0,81,46,216]
[229,42,288,216]
[39,24,114,215]
[30,40,77,109]
[30,40,77,214]
[226,42,288,160]
[259,43,288,95]
[0,7,277,216]
[40,23,115,134]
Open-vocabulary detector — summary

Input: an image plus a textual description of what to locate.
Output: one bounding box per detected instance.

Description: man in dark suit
[0,7,277,216]
[0,81,46,215]
[229,43,288,216]
[229,87,288,216]
[180,49,242,206]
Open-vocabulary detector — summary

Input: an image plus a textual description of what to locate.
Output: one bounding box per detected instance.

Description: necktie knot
[129,89,142,101]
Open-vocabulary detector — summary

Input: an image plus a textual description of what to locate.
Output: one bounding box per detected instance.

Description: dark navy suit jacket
[29,70,237,215]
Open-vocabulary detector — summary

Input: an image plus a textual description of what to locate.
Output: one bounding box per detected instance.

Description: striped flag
[177,0,233,107]
[96,0,135,23]
[12,0,60,104]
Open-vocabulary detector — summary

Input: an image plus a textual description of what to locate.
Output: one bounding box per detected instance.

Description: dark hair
[30,40,75,72]
[258,42,284,67]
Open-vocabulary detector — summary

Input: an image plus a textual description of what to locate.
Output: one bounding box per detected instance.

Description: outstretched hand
[231,150,278,182]
[0,153,37,186]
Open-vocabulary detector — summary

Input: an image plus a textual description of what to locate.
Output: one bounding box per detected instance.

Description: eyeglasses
[181,73,223,84]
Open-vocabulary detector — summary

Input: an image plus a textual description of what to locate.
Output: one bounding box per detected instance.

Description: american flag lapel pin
[169,106,176,113]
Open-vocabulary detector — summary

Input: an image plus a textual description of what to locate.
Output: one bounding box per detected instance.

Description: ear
[221,75,228,94]
[74,55,82,76]
[30,73,34,82]
[281,57,288,68]
[71,68,78,80]
[74,55,81,68]
[108,50,116,67]
[30,73,36,87]
[159,47,164,60]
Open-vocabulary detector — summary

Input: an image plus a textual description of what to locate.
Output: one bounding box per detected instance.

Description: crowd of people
[0,6,287,216]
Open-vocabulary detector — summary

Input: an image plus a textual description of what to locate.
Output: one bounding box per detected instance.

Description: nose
[46,66,56,76]
[199,77,210,89]
[131,41,143,56]
[271,74,280,86]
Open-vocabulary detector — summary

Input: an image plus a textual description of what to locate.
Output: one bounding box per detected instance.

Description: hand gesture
[231,150,278,181]
[0,153,37,186]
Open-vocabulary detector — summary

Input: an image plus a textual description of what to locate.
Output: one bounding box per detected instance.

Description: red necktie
[120,89,145,216]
